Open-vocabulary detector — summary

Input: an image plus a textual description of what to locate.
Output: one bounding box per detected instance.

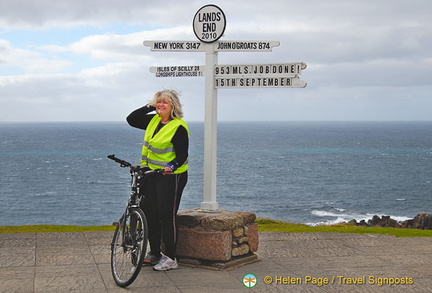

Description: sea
[0,121,431,227]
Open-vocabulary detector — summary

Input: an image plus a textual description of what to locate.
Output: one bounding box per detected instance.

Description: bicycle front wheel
[111,207,148,288]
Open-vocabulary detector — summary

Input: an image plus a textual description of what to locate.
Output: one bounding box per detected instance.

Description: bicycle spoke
[111,208,148,287]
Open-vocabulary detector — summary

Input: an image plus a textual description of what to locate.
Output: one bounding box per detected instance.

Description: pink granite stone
[177,227,232,261]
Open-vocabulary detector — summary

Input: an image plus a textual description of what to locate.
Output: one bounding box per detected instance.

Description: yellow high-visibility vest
[141,115,189,173]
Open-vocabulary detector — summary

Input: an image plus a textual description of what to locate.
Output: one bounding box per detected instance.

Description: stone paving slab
[0,231,431,292]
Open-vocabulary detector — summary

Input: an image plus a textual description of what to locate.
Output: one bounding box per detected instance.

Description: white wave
[387,215,411,222]
[308,209,412,226]
[307,217,347,226]
[311,210,361,219]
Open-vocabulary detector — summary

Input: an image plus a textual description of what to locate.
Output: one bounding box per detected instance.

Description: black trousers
[141,171,187,260]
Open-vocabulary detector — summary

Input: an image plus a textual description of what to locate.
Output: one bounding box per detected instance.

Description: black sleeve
[126,105,156,130]
[170,125,189,167]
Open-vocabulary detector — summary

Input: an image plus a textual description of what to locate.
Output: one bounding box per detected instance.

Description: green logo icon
[243,273,257,288]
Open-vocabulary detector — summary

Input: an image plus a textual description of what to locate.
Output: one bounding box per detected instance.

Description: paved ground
[0,231,431,292]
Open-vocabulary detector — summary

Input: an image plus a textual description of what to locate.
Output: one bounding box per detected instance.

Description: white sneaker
[153,255,179,271]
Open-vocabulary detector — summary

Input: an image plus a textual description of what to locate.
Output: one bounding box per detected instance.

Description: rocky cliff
[349,213,432,229]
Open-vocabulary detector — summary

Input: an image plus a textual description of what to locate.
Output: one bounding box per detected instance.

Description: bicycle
[107,154,163,288]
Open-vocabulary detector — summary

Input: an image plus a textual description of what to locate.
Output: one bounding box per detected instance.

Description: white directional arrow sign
[144,40,205,52]
[149,66,205,77]
[215,63,307,76]
[214,40,280,52]
[214,63,307,88]
[215,75,307,88]
[143,40,280,52]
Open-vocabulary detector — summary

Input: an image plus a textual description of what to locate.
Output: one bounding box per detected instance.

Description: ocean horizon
[1,121,431,226]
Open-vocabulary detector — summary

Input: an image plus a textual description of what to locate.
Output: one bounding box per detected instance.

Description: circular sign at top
[193,4,226,43]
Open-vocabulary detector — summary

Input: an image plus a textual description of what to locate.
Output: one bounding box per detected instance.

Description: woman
[126,89,189,271]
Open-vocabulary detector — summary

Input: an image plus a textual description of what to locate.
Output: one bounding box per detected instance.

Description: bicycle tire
[111,207,148,287]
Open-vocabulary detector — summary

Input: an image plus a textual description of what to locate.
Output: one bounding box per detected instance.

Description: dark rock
[350,213,432,230]
[368,215,381,226]
[401,213,432,230]
[368,215,400,228]
[348,219,357,225]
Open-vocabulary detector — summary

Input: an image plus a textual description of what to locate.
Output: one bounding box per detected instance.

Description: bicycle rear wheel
[111,207,148,287]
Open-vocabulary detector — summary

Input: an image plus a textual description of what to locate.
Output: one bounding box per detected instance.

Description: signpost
[143,40,280,52]
[215,76,306,88]
[214,62,307,88]
[193,4,226,43]
[214,63,306,76]
[214,40,280,52]
[144,4,307,211]
[143,40,205,52]
[149,66,205,78]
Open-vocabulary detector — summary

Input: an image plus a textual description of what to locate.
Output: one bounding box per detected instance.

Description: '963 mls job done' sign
[193,4,226,43]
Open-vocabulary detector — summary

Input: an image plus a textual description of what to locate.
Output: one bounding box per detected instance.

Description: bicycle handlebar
[107,154,165,175]
[107,154,132,168]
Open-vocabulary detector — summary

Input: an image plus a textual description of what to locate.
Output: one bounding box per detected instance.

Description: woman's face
[156,97,173,119]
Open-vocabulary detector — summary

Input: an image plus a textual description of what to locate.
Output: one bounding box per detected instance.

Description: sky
[0,0,431,122]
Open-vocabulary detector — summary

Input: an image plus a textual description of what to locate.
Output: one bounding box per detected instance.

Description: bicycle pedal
[113,222,119,226]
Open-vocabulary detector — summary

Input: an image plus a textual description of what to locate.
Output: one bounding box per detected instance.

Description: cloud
[1,0,432,122]
[0,39,72,73]
[0,0,197,29]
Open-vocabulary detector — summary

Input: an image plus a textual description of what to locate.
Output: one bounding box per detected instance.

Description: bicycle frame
[107,154,163,287]
[109,154,159,241]
[117,165,144,251]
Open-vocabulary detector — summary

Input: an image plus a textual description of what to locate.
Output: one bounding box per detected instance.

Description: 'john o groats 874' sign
[193,4,226,43]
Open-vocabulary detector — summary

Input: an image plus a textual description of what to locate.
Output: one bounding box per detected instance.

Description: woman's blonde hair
[150,89,184,119]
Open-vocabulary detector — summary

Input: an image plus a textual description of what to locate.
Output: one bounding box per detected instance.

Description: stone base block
[176,228,232,261]
[176,209,259,270]
[179,253,259,270]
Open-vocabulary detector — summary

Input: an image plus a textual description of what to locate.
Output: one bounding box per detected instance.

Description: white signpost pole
[201,44,219,210]
[193,4,226,211]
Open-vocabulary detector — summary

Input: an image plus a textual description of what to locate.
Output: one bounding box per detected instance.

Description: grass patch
[1,219,431,238]
[256,218,432,238]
